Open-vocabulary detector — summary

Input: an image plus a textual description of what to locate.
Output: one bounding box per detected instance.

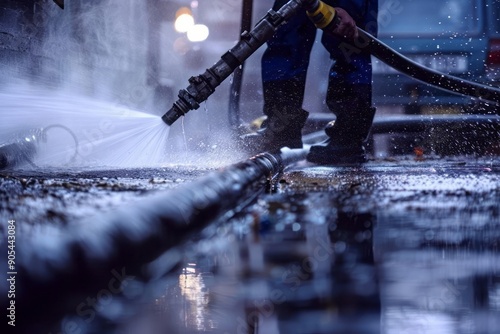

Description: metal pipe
[6,147,308,332]
[303,114,500,155]
[305,114,500,135]
[370,114,500,134]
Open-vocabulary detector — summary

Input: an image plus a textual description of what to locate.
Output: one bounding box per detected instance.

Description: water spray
[162,0,500,127]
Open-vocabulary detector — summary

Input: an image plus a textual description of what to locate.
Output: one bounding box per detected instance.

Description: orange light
[414,146,424,159]
[175,6,192,18]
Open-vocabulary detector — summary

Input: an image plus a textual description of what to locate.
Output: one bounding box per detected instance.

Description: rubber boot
[240,79,309,154]
[307,85,376,165]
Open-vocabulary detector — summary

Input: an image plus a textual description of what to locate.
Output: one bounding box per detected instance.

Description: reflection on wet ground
[115,159,499,334]
[2,158,499,333]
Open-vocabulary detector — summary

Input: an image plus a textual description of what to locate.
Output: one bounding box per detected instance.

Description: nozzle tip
[161,107,180,126]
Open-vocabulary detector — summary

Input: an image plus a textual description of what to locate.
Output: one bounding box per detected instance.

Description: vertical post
[228,0,254,131]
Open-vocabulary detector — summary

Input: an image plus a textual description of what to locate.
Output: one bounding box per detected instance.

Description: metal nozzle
[161,105,182,126]
[161,94,194,126]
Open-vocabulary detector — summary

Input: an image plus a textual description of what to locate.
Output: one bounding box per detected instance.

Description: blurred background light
[175,13,194,33]
[187,24,209,42]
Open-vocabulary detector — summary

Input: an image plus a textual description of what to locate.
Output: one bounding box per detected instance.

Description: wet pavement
[1,156,499,333]
[0,166,212,228]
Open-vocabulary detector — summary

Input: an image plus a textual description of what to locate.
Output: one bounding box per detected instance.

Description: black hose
[7,148,308,333]
[357,28,500,105]
[163,4,500,127]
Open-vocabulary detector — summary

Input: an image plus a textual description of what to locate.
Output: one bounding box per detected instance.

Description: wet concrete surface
[1,156,499,333]
[0,166,212,228]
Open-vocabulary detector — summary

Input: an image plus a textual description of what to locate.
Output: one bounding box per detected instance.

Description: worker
[242,0,378,164]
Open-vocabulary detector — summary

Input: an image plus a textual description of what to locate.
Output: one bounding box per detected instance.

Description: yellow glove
[306,1,358,40]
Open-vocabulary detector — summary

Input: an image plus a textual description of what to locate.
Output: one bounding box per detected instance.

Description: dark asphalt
[0,166,212,228]
[1,156,499,333]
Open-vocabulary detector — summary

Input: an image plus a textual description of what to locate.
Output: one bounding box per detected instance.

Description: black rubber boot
[240,108,309,154]
[307,85,376,165]
[240,79,309,154]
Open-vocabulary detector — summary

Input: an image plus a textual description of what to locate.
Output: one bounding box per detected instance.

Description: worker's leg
[307,53,376,164]
[307,0,378,164]
[241,0,316,153]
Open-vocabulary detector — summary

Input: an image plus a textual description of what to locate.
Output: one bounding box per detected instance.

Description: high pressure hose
[7,147,308,333]
[162,0,500,127]
[357,28,500,105]
[161,0,326,126]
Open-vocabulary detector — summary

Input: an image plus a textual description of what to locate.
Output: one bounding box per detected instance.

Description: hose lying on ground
[4,148,308,333]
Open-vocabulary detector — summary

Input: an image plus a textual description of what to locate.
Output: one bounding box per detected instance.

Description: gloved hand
[330,7,358,40]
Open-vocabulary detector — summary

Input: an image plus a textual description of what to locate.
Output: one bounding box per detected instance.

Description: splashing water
[0,0,244,170]
[0,83,170,169]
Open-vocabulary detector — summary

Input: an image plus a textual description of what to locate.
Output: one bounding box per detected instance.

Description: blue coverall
[261,0,379,157]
